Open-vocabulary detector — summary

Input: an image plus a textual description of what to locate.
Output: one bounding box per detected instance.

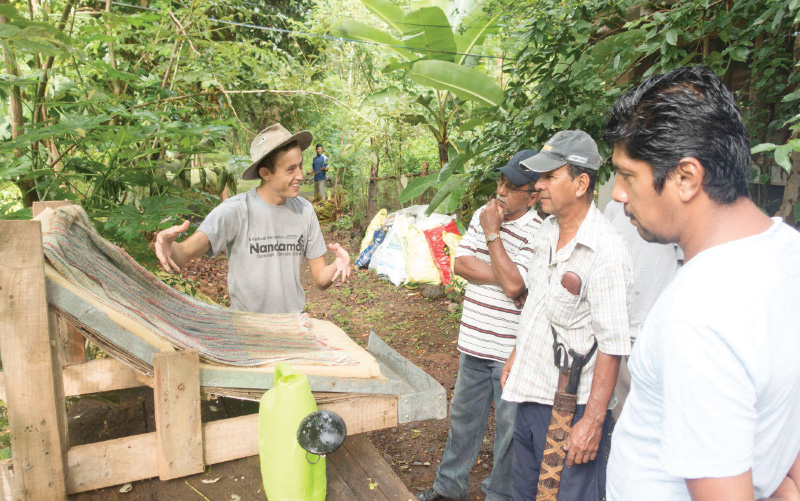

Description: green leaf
[424,175,464,215]
[399,173,439,202]
[751,143,778,154]
[331,20,416,61]
[409,60,502,107]
[361,0,406,34]
[665,30,678,46]
[454,9,501,65]
[782,89,800,102]
[401,7,457,62]
[774,144,791,172]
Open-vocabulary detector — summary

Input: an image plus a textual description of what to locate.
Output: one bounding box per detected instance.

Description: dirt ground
[68,220,496,500]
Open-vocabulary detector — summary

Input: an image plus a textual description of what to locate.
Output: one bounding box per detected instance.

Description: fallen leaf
[119,483,132,493]
[231,495,242,501]
[411,429,421,439]
[201,478,220,484]
[369,482,377,490]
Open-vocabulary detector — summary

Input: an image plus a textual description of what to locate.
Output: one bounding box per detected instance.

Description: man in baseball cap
[497,130,633,500]
[154,123,351,315]
[418,150,544,501]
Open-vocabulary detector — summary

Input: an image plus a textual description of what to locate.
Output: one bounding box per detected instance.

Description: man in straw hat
[155,123,351,314]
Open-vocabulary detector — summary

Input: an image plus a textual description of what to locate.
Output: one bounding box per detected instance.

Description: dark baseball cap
[520,130,603,173]
[496,149,541,185]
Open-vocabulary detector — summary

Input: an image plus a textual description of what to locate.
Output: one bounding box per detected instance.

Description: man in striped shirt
[501,131,633,500]
[417,150,543,501]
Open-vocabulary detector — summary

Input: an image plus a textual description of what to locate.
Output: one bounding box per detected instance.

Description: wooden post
[0,220,67,500]
[153,349,204,480]
[32,201,86,366]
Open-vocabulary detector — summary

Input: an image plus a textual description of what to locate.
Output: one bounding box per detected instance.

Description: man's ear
[575,172,590,199]
[673,157,704,202]
[527,190,540,208]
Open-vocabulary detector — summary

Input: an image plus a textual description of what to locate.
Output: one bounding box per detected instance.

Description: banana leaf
[409,60,502,106]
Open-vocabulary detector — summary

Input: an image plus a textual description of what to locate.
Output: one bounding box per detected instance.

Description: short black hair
[603,65,751,204]
[257,140,299,176]
[566,163,597,196]
[315,143,323,149]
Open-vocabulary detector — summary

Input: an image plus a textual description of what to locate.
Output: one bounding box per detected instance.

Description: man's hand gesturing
[155,221,190,272]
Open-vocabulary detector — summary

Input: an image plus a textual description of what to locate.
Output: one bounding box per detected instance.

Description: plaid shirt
[503,203,633,406]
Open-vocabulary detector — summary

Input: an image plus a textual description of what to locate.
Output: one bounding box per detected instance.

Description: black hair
[566,163,597,196]
[603,65,751,204]
[257,140,299,176]
[315,143,323,150]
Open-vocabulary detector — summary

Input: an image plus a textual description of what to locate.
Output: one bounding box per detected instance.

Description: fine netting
[42,205,350,367]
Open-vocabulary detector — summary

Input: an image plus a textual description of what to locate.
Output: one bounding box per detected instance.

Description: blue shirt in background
[312,154,328,181]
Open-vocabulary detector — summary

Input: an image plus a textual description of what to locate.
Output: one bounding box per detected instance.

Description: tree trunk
[438,137,449,169]
[366,137,380,223]
[779,150,799,227]
[0,0,38,206]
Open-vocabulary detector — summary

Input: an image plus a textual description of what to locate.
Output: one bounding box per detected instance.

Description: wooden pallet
[0,203,442,500]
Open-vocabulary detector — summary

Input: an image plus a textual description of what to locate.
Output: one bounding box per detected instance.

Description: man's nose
[611,177,628,203]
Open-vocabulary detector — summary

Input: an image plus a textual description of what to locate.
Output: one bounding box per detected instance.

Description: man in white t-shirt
[604,65,800,500]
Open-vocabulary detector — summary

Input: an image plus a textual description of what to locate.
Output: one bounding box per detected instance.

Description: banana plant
[332,0,502,172]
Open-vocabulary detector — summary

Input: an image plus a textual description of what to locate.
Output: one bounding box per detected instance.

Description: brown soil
[68,222,496,500]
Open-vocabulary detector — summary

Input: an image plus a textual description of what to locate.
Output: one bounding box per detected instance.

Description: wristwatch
[486,232,500,244]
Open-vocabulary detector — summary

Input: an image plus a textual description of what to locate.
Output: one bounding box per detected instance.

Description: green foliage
[417,0,800,214]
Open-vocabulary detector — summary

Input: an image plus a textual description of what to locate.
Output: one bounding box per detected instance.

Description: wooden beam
[32,201,72,218]
[0,358,144,402]
[64,393,397,494]
[326,434,414,500]
[153,350,204,480]
[0,220,67,500]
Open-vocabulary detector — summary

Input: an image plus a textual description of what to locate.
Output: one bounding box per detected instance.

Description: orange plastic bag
[423,220,460,285]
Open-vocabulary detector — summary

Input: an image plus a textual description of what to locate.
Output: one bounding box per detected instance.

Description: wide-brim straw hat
[241,123,313,180]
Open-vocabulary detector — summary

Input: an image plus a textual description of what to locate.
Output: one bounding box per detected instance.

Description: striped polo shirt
[455,205,543,362]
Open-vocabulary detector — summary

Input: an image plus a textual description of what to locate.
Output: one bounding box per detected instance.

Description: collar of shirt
[503,206,541,231]
[548,202,601,263]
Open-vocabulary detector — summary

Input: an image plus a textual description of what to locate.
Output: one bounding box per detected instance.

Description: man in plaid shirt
[498,131,633,500]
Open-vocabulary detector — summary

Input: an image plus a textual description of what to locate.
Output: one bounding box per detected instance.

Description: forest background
[1,0,799,266]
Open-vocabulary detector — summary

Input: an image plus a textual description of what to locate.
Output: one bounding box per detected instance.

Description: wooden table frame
[0,203,411,500]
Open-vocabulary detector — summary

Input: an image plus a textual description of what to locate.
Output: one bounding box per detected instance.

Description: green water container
[259,362,326,501]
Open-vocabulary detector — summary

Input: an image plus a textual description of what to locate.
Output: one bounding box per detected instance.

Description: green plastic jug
[259,362,326,501]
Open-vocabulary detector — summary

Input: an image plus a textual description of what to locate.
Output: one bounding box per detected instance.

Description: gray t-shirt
[197,188,327,314]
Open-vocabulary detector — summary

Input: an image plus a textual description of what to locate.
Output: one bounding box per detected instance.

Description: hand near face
[155,220,190,272]
[329,243,351,284]
[479,199,505,235]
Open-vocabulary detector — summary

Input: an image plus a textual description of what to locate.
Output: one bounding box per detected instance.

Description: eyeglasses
[497,176,538,193]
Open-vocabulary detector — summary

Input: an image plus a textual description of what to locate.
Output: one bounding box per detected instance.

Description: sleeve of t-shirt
[513,234,537,277]
[585,262,632,355]
[323,155,329,168]
[304,207,327,260]
[455,208,482,259]
[197,200,243,257]
[658,320,756,479]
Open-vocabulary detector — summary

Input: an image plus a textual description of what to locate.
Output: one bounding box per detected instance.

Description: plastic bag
[359,209,387,253]
[423,220,460,285]
[355,229,386,269]
[375,215,410,286]
[404,224,441,285]
[442,230,464,285]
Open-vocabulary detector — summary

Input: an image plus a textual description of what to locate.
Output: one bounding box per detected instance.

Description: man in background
[603,200,682,421]
[605,65,800,500]
[310,143,329,201]
[417,150,543,501]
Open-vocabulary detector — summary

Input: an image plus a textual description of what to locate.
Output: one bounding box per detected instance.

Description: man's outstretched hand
[329,243,351,284]
[155,220,190,272]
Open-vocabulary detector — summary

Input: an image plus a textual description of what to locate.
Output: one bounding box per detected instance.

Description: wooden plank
[0,358,143,402]
[153,349,204,480]
[32,201,72,218]
[316,393,398,435]
[0,220,67,500]
[52,309,85,366]
[326,434,414,501]
[0,459,14,501]
[63,358,143,396]
[65,393,398,494]
[66,432,159,493]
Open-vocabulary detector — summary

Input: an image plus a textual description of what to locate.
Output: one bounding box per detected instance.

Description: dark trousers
[512,402,611,501]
